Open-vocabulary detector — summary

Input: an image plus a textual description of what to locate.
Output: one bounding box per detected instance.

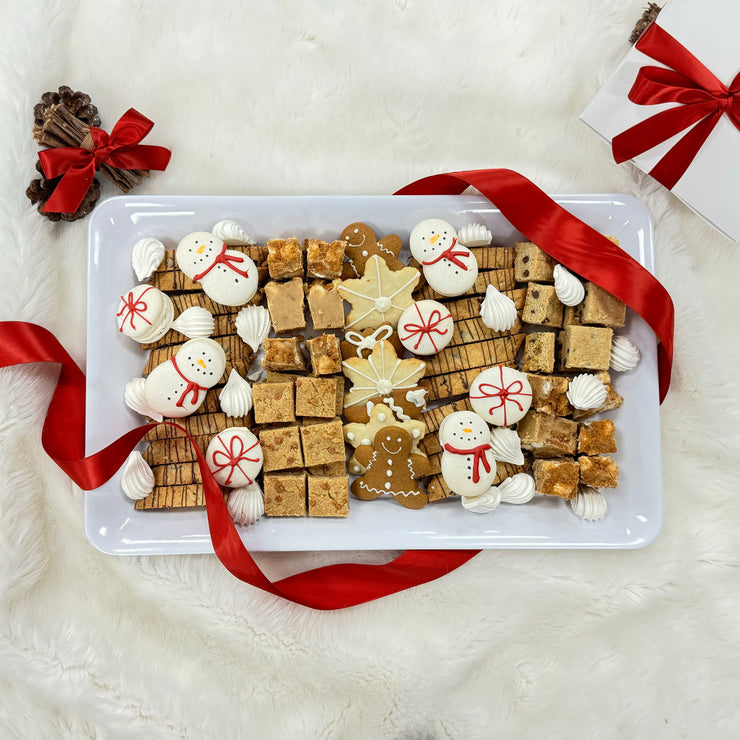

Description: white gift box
[581,0,740,241]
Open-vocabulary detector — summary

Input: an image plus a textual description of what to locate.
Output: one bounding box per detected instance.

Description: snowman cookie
[142,337,227,418]
[116,284,174,343]
[397,300,454,355]
[439,410,497,497]
[176,231,258,307]
[351,426,430,509]
[409,219,478,297]
[469,365,532,427]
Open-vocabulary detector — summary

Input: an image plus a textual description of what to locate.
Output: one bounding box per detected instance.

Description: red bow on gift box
[38,108,171,213]
[612,22,740,190]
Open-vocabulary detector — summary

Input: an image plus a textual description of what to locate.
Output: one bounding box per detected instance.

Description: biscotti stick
[426,474,452,501]
[135,484,204,510]
[423,334,526,380]
[468,245,515,271]
[414,268,515,301]
[443,288,526,323]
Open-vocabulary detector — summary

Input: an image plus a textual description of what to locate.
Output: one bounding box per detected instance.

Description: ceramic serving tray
[85,194,661,554]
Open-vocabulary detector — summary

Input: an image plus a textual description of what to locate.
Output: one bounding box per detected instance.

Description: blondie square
[267,237,303,279]
[300,419,346,467]
[308,461,347,477]
[514,242,556,282]
[523,284,563,328]
[263,473,307,516]
[532,459,580,499]
[577,419,617,456]
[306,281,345,330]
[559,325,613,371]
[579,455,619,488]
[527,374,571,416]
[264,277,306,333]
[306,334,343,375]
[308,476,350,517]
[522,332,556,373]
[305,239,345,280]
[295,376,339,418]
[517,411,578,457]
[252,381,295,424]
[262,337,306,372]
[259,425,304,472]
[580,282,627,328]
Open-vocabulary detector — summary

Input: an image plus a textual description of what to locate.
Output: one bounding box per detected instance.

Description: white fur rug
[2,1,740,737]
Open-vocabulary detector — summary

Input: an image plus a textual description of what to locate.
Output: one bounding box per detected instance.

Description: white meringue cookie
[124,377,163,422]
[496,473,536,504]
[171,306,215,338]
[219,369,254,417]
[553,264,585,306]
[235,305,271,352]
[227,482,264,526]
[121,451,154,501]
[489,427,525,465]
[610,335,641,372]
[571,486,607,521]
[212,220,255,246]
[479,284,517,332]
[131,238,165,282]
[566,373,608,410]
[457,223,492,247]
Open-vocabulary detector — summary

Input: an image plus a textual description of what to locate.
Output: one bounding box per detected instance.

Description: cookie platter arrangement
[86,195,661,554]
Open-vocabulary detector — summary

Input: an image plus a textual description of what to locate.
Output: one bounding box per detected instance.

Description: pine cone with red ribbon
[26,159,101,222]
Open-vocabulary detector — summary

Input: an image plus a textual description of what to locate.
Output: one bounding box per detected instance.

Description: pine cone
[629,3,661,44]
[26,159,101,222]
[33,85,101,128]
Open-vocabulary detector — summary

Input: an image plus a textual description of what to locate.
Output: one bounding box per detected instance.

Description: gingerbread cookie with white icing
[340,222,405,278]
[351,426,430,509]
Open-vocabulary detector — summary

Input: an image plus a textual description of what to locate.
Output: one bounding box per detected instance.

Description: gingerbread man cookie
[340,222,405,278]
[351,426,430,509]
[337,255,420,330]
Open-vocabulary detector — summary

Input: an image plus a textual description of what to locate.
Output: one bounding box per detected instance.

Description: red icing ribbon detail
[395,169,674,403]
[421,237,471,270]
[443,442,493,484]
[469,367,531,427]
[38,108,172,214]
[211,434,260,486]
[170,356,208,408]
[612,22,740,190]
[116,286,154,332]
[399,304,451,352]
[192,243,251,282]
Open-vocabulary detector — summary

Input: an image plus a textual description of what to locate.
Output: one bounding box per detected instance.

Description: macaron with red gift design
[438,410,497,497]
[205,427,263,488]
[409,218,478,297]
[141,337,226,418]
[116,284,174,343]
[176,231,258,307]
[469,365,532,427]
[397,300,454,355]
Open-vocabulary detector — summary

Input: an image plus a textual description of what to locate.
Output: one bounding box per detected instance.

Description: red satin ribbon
[38,108,172,214]
[0,168,674,610]
[612,22,740,189]
[396,169,673,402]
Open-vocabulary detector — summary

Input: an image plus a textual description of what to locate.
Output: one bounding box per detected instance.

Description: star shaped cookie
[341,222,405,278]
[337,255,420,331]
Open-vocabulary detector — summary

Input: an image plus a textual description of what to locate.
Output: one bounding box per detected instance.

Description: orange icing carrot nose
[462,428,472,433]
[197,359,207,369]
[429,234,441,244]
[196,243,207,254]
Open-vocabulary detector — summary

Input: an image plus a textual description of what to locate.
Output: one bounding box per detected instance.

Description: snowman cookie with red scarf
[409,218,478,297]
[438,410,497,497]
[141,337,227,418]
[176,231,258,306]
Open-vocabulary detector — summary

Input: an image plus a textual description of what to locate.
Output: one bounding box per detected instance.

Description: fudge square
[579,455,619,488]
[577,419,617,456]
[560,325,613,371]
[305,239,345,280]
[264,277,306,333]
[295,376,339,418]
[259,425,303,472]
[308,475,350,517]
[263,337,306,372]
[300,419,346,466]
[522,332,556,373]
[523,284,563,328]
[306,281,345,330]
[533,459,580,499]
[267,237,303,279]
[306,334,343,375]
[527,374,571,416]
[252,381,295,424]
[514,242,556,282]
[263,473,307,516]
[517,411,577,457]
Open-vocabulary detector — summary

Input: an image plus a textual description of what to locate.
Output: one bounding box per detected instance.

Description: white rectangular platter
[85,194,661,554]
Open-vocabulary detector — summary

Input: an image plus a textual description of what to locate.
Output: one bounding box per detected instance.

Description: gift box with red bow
[581,0,740,241]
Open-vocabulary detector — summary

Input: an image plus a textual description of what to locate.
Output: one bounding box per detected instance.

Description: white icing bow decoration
[344,325,393,357]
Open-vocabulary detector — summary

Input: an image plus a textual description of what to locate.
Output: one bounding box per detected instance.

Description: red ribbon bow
[399,304,451,352]
[421,237,471,270]
[443,442,493,484]
[612,22,740,190]
[193,243,251,282]
[0,168,674,611]
[211,434,261,486]
[38,108,172,214]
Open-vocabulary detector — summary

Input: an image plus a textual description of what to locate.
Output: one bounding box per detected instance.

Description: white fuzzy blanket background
[1,1,739,737]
